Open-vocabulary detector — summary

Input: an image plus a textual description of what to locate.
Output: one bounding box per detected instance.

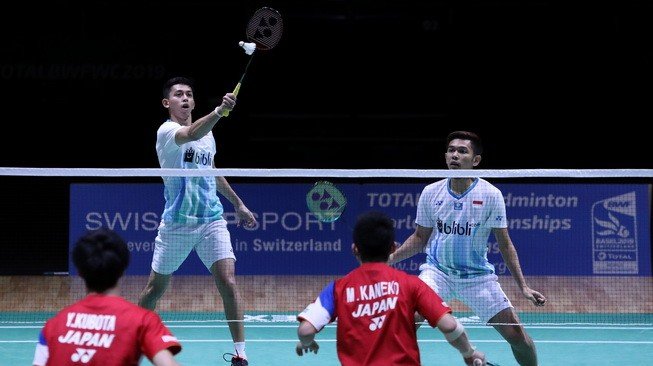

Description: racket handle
[222,83,241,117]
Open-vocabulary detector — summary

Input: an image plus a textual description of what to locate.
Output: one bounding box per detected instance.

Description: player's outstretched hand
[216,92,237,116]
[464,349,486,365]
[522,286,547,306]
[296,340,319,356]
[235,203,257,228]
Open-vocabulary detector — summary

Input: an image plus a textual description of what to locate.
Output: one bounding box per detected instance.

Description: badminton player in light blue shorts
[138,76,257,366]
[390,131,546,366]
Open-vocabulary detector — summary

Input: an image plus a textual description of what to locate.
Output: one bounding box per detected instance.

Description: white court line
[1,325,652,330]
[1,339,652,344]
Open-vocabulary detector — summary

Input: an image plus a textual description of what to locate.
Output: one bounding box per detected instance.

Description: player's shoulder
[390,267,427,289]
[56,296,100,314]
[422,179,448,192]
[45,297,102,326]
[157,120,181,134]
[381,264,415,280]
[477,178,503,195]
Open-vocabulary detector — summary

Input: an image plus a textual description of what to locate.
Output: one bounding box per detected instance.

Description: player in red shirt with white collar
[33,228,182,366]
[296,211,486,366]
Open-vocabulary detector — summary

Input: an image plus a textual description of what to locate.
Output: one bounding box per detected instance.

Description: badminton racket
[223,7,283,117]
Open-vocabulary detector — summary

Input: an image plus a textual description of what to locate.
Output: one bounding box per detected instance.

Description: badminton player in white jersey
[138,77,257,366]
[390,131,546,366]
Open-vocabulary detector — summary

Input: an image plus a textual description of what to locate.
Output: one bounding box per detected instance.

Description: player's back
[333,262,450,366]
[38,294,180,366]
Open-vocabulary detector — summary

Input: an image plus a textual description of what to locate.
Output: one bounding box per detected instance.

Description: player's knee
[214,274,237,292]
[502,326,532,346]
[223,277,238,291]
[145,277,170,296]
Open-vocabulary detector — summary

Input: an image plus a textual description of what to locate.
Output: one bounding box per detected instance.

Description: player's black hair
[162,76,195,99]
[72,227,130,293]
[353,211,395,262]
[446,131,483,155]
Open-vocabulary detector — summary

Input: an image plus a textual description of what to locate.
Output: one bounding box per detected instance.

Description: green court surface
[1,314,651,366]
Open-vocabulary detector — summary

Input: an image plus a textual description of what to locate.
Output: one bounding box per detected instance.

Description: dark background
[1,0,651,273]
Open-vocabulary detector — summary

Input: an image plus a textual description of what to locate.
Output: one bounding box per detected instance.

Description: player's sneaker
[223,353,249,366]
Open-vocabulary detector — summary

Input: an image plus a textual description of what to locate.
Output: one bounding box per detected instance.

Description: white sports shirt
[415,178,507,278]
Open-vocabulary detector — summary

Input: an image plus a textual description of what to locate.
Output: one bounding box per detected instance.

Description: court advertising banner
[69,183,651,276]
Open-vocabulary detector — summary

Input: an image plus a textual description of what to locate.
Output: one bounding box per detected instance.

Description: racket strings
[246,7,283,50]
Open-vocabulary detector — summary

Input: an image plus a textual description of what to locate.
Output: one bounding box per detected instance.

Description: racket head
[306,181,347,223]
[246,7,283,51]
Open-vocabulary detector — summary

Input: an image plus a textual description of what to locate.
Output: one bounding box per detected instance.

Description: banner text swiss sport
[69,183,651,276]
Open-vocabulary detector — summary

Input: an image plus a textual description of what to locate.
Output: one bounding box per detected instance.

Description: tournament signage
[70,183,650,276]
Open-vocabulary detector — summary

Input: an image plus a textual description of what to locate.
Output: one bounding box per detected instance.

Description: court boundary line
[2,324,652,330]
[2,339,652,344]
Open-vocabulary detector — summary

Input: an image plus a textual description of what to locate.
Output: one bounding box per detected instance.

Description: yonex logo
[369,315,386,331]
[254,16,279,39]
[71,348,96,363]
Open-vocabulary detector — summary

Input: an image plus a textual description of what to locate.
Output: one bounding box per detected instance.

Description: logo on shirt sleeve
[162,335,178,343]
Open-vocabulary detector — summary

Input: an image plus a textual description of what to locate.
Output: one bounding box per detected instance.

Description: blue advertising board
[70,183,651,276]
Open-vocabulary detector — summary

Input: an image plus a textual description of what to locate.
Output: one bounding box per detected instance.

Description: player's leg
[417,264,454,329]
[196,219,247,361]
[458,274,537,366]
[139,222,196,310]
[210,258,244,342]
[489,309,537,366]
[138,270,171,310]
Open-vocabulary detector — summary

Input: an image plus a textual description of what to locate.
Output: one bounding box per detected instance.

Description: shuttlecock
[239,41,256,55]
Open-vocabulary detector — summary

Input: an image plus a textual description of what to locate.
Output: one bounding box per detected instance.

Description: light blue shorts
[152,219,235,275]
[418,263,512,324]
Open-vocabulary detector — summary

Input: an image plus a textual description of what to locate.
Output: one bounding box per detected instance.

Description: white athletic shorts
[418,263,512,324]
[151,219,235,275]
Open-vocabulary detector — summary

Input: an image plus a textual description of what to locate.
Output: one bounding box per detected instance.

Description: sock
[234,342,247,360]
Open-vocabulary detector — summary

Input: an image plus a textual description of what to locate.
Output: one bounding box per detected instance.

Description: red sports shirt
[33,294,181,366]
[298,262,451,366]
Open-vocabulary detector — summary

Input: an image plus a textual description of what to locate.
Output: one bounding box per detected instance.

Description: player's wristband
[444,318,464,342]
[214,106,223,117]
[461,346,476,358]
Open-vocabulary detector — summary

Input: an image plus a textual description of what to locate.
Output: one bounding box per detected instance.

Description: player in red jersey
[33,228,182,366]
[296,211,486,366]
